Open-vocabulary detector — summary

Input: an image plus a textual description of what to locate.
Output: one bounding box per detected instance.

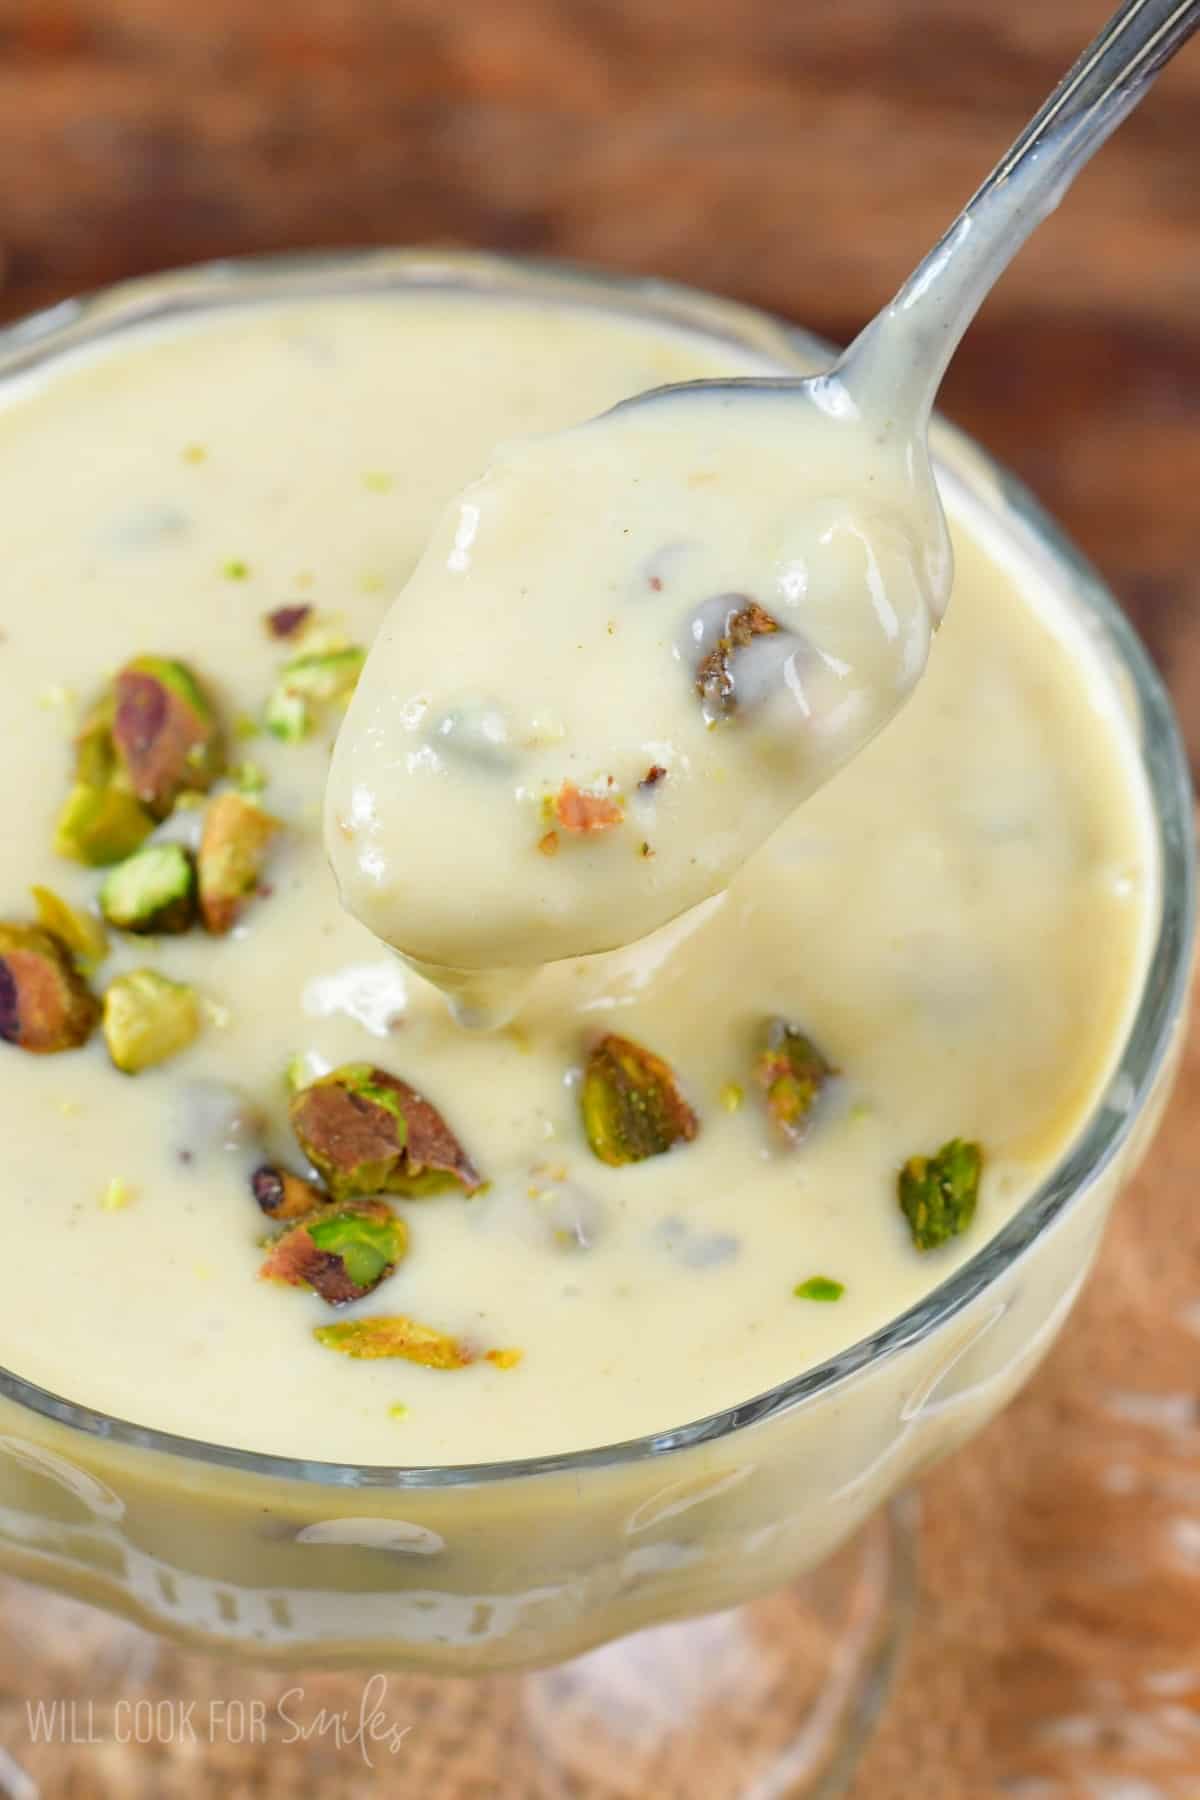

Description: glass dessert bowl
[0,251,1192,1796]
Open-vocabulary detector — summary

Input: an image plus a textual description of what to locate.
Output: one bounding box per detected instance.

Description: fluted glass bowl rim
[0,247,1192,1491]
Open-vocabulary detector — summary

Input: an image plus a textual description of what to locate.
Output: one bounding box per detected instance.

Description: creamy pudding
[328,381,944,990]
[0,282,1155,1476]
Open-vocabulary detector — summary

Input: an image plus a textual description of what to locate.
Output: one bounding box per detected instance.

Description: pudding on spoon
[327,0,1198,1018]
[327,386,944,993]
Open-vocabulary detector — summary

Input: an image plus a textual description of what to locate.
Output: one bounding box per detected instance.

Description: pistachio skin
[55,658,223,865]
[289,1063,482,1202]
[695,597,780,720]
[260,1199,408,1306]
[251,1164,329,1222]
[197,793,280,934]
[755,1021,835,1145]
[111,657,224,816]
[0,924,100,1054]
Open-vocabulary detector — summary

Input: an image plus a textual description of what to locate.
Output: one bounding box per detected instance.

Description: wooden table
[1,2,1199,1792]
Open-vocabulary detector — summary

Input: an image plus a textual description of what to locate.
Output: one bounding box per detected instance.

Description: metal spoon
[611,0,1200,624]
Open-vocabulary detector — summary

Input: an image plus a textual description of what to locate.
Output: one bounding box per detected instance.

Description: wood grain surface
[1,2,1198,1794]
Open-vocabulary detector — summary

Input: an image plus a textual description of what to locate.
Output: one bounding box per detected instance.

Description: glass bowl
[0,250,1192,1794]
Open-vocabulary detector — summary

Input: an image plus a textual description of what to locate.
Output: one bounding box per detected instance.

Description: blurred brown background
[2,1,1200,1794]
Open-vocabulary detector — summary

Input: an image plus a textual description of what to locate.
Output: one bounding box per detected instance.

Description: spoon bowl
[328,0,1198,1016]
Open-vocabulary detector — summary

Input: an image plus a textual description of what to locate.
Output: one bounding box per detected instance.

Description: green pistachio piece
[251,1163,329,1222]
[290,1063,482,1202]
[111,658,224,816]
[102,969,201,1074]
[263,688,307,743]
[99,843,197,935]
[30,886,109,972]
[56,659,223,863]
[313,1314,475,1368]
[260,1198,408,1306]
[580,1033,699,1166]
[197,792,281,934]
[0,924,100,1054]
[54,781,156,867]
[755,1021,835,1145]
[264,647,365,742]
[898,1138,983,1251]
[793,1275,846,1302]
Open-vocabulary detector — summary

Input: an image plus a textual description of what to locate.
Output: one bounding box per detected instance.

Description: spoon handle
[842,0,1200,419]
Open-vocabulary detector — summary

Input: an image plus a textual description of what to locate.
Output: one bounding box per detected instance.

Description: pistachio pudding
[0,256,1185,1671]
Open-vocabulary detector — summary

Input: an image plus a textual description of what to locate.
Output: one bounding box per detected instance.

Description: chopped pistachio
[102,969,201,1074]
[58,665,218,862]
[234,714,261,741]
[264,690,304,744]
[55,780,155,867]
[264,647,365,742]
[719,1080,745,1114]
[550,781,624,835]
[898,1138,983,1251]
[696,597,780,720]
[580,1033,699,1166]
[290,1063,482,1202]
[222,558,250,581]
[284,1053,315,1096]
[755,1020,835,1145]
[99,843,197,935]
[0,924,100,1054]
[100,1177,135,1212]
[793,1275,845,1302]
[388,1402,409,1421]
[31,886,108,972]
[261,1199,409,1306]
[251,1163,329,1222]
[233,761,267,796]
[197,792,280,934]
[265,604,312,641]
[314,1315,475,1368]
[111,658,224,816]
